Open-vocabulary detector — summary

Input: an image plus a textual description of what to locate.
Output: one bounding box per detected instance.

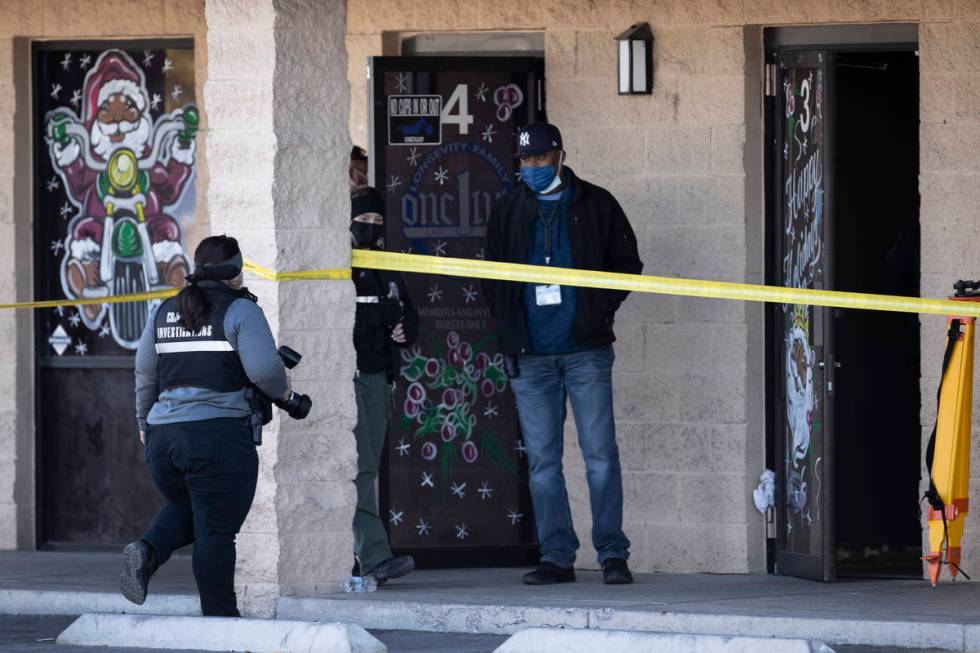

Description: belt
[355,296,380,304]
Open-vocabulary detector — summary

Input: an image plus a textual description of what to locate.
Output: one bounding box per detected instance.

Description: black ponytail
[175,284,209,333]
[175,235,241,332]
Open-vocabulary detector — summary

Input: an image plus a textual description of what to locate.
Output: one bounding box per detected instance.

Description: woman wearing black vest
[125,235,288,616]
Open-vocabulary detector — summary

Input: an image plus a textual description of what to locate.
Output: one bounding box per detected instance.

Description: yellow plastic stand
[923,294,976,587]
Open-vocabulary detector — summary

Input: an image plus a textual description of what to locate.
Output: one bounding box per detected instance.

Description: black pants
[142,417,258,617]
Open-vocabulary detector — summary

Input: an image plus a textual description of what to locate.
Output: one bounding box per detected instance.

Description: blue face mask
[521,164,559,194]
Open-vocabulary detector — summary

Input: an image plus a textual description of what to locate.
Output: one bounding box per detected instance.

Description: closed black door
[33,40,198,546]
[371,56,544,566]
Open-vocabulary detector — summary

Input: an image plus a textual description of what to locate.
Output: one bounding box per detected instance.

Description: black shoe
[602,557,633,585]
[523,561,576,585]
[369,556,415,584]
[120,540,157,605]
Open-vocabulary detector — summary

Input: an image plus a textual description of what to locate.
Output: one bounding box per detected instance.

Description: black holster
[245,386,273,446]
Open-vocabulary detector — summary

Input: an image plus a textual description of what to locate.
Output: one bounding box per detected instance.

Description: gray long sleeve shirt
[135,297,288,431]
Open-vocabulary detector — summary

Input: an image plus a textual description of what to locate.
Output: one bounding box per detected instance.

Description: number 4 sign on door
[442,84,475,135]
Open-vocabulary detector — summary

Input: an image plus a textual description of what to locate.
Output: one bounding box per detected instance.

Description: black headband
[187,252,243,283]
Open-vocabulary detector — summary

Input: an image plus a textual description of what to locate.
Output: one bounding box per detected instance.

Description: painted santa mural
[44,49,197,349]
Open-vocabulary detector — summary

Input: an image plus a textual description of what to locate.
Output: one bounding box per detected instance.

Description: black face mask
[350,221,383,248]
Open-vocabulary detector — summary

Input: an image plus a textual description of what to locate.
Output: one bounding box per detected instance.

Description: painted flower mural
[400,331,513,486]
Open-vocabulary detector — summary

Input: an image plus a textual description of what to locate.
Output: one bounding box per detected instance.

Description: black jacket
[483,167,643,355]
[352,264,419,379]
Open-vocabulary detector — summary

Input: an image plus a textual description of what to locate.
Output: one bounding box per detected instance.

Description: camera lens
[275,391,311,420]
[278,346,302,370]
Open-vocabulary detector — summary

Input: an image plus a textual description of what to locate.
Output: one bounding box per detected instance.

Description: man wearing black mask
[348,146,418,584]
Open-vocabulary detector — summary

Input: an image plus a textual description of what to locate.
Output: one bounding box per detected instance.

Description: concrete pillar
[0,32,35,551]
[205,0,355,616]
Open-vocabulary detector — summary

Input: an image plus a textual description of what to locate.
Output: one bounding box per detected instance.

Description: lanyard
[539,199,563,266]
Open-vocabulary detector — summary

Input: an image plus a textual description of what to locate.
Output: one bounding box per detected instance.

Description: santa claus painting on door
[44,48,197,348]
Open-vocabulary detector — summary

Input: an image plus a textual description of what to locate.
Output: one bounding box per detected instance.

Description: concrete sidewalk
[1,552,978,651]
[280,567,980,650]
[0,551,197,616]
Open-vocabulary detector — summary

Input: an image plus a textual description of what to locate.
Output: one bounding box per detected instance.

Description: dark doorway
[832,50,921,577]
[766,24,921,582]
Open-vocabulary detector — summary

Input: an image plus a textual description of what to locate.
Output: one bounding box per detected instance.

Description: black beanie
[351,188,385,220]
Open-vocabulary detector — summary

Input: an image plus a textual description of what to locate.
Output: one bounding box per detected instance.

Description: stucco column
[205,0,354,616]
[0,33,35,551]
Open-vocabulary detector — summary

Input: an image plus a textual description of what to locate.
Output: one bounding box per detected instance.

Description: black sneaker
[602,557,633,585]
[369,556,415,584]
[120,540,157,605]
[523,561,576,585]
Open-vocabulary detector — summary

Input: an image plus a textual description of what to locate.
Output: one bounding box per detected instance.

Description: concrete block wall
[0,13,29,551]
[205,0,279,614]
[206,0,355,615]
[347,0,980,575]
[269,0,356,601]
[0,0,208,551]
[918,12,980,571]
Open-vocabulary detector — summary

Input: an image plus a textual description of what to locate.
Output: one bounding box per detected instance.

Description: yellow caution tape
[1,250,977,318]
[0,288,177,311]
[243,260,350,282]
[352,250,980,319]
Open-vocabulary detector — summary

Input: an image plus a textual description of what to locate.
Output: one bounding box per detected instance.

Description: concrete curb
[493,627,835,653]
[3,588,976,651]
[276,596,973,651]
[593,608,968,651]
[57,613,386,653]
[0,589,199,616]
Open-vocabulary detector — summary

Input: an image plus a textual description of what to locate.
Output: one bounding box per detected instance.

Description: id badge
[535,284,562,306]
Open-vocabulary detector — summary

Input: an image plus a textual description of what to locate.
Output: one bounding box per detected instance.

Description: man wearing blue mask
[484,122,642,585]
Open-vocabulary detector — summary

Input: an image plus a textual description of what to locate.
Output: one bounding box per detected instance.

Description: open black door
[772,49,836,581]
[370,56,544,567]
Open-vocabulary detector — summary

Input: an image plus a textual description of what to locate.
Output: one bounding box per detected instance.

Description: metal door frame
[763,24,918,581]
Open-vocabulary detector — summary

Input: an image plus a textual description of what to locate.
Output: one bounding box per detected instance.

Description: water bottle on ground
[341,575,377,593]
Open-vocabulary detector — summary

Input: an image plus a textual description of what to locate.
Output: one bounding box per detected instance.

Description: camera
[247,345,313,445]
[274,346,312,420]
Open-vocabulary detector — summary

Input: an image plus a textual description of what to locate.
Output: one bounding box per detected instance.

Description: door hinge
[764,63,777,97]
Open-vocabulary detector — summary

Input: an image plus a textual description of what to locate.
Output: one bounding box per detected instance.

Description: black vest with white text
[154,284,250,392]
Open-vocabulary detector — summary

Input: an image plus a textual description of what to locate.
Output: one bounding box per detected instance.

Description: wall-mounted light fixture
[616,22,654,95]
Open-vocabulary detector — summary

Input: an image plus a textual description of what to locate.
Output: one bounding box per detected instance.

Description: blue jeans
[509,345,630,568]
